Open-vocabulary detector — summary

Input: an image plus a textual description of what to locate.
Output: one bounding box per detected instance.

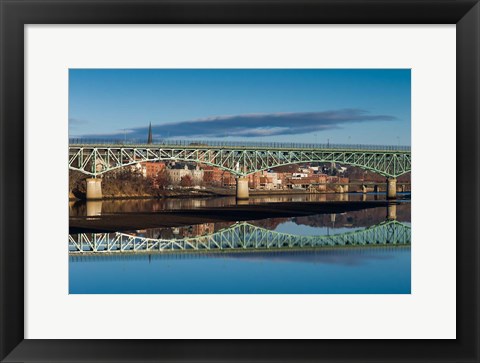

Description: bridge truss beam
[69,145,411,178]
[69,220,411,255]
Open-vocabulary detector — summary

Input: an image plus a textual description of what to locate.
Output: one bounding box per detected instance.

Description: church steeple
[147,122,153,144]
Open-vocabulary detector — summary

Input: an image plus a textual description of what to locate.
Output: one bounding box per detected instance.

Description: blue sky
[69,69,411,145]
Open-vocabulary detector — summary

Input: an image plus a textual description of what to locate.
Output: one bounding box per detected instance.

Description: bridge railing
[68,138,411,152]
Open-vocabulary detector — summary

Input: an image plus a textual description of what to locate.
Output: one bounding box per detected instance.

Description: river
[69,193,411,294]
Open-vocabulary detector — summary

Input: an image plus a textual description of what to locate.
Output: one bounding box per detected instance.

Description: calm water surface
[69,194,411,294]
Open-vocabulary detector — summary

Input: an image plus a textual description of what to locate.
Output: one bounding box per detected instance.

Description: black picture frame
[1,1,479,362]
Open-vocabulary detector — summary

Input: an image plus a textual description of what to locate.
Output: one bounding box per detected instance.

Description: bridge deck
[69,139,411,153]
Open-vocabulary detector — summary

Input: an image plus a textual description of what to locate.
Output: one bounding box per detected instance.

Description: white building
[167,164,204,185]
[292,172,309,179]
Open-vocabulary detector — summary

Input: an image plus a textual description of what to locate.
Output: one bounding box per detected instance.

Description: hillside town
[69,155,411,200]
[121,159,410,192]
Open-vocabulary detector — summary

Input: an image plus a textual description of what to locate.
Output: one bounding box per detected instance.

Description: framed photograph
[1,0,478,362]
[68,68,413,295]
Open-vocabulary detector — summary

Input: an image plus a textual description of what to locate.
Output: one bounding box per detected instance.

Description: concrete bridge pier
[387,203,397,220]
[86,178,102,200]
[387,177,397,200]
[236,176,249,200]
[86,200,103,217]
[362,185,367,194]
[330,213,336,225]
[343,185,349,193]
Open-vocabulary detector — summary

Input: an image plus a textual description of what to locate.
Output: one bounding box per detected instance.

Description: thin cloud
[69,118,89,129]
[80,109,397,139]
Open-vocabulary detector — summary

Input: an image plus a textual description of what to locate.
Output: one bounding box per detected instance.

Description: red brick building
[144,162,166,178]
[202,165,224,186]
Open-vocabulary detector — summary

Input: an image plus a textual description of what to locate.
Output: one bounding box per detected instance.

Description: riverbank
[69,200,392,233]
[70,188,231,201]
[70,187,411,201]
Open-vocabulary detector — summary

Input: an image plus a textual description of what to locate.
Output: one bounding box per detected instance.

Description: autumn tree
[154,168,171,189]
[272,164,300,173]
[69,170,88,196]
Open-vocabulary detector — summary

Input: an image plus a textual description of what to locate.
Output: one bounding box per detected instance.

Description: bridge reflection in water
[68,219,411,255]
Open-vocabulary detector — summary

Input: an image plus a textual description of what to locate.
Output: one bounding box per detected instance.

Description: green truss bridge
[68,139,411,200]
[68,219,411,256]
